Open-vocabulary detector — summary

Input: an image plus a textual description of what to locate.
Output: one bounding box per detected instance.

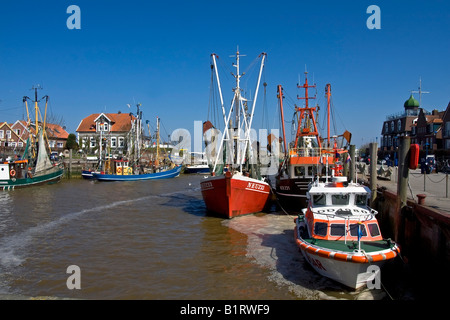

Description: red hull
[200,172,270,218]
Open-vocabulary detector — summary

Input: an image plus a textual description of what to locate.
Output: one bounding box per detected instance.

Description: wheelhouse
[305,181,382,242]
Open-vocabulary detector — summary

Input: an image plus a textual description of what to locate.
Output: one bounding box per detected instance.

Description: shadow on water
[259,223,350,297]
[159,192,207,217]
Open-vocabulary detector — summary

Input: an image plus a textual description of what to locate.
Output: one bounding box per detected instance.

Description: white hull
[299,248,386,289]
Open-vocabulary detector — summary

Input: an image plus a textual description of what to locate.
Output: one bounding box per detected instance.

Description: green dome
[404,94,419,109]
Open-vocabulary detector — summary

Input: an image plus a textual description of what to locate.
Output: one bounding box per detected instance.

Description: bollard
[416,194,426,205]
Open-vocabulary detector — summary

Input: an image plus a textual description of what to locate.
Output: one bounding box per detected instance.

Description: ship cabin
[0,159,29,181]
[109,159,133,175]
[285,136,336,180]
[304,177,383,242]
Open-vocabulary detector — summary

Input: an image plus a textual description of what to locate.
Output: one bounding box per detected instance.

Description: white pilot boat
[294,175,400,289]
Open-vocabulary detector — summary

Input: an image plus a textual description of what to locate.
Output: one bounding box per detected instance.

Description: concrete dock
[357,163,449,299]
[359,166,450,215]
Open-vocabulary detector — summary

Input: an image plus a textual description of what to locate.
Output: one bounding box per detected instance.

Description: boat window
[307,166,317,176]
[368,223,380,237]
[314,222,327,236]
[356,194,368,206]
[294,166,305,177]
[313,194,326,206]
[349,224,367,237]
[332,194,349,205]
[330,224,345,236]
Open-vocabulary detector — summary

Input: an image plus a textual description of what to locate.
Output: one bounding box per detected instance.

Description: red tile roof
[76,113,136,133]
[9,120,69,140]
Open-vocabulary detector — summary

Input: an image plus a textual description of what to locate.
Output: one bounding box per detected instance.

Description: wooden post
[349,144,355,183]
[395,136,410,243]
[69,149,73,178]
[369,142,377,206]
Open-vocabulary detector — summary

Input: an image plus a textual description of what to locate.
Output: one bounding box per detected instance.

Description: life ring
[10,169,16,177]
[117,167,122,174]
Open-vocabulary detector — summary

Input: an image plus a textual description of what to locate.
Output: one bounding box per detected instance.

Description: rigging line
[330,96,348,132]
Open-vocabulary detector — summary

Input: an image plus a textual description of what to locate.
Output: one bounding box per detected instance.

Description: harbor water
[0,174,415,300]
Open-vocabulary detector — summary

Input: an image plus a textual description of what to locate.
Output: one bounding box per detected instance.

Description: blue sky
[0,0,449,148]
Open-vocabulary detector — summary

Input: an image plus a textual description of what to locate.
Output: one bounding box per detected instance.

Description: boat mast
[277,85,288,156]
[231,49,244,171]
[241,52,266,167]
[156,116,160,167]
[325,84,331,148]
[209,50,265,174]
[295,71,321,149]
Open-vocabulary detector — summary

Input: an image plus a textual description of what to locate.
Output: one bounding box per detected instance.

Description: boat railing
[289,147,335,158]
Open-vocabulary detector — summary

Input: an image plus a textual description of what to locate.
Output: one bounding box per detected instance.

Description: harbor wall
[373,186,450,277]
[61,158,95,178]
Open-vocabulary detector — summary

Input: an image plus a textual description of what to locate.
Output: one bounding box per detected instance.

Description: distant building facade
[381,93,450,155]
[442,102,450,150]
[411,108,444,151]
[381,94,423,150]
[0,121,26,150]
[0,120,68,155]
[76,112,138,156]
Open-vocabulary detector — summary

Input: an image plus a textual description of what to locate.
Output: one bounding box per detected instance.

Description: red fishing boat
[200,50,270,218]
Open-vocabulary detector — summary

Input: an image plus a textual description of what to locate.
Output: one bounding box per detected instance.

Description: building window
[6,130,11,139]
[97,122,109,132]
[90,137,96,148]
[15,129,21,135]
[384,123,388,133]
[390,121,394,132]
[397,120,401,131]
[111,137,117,148]
[18,142,23,147]
[118,137,124,147]
[10,142,16,147]
[0,130,3,139]
[57,142,64,148]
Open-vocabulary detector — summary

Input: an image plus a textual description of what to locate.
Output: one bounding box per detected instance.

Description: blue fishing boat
[92,163,181,181]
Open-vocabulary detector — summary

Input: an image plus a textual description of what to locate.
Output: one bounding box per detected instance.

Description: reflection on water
[0,174,413,300]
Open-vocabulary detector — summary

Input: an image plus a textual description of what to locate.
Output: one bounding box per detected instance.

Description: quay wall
[61,158,95,178]
[373,186,450,279]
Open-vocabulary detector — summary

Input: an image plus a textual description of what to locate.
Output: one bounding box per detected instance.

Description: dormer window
[97,123,109,132]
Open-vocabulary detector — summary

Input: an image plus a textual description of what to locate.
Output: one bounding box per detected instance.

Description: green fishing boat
[0,87,63,190]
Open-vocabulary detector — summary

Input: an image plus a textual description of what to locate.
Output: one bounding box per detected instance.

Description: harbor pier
[358,158,449,296]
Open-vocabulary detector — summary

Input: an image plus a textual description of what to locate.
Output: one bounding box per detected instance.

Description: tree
[66,133,79,150]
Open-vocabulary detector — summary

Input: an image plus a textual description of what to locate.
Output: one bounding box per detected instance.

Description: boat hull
[183,165,210,174]
[294,222,399,289]
[92,165,182,181]
[200,172,270,218]
[0,168,64,190]
[275,176,309,212]
[81,170,99,179]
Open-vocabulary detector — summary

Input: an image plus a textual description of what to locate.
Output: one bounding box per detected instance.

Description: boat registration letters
[201,182,213,189]
[246,182,266,191]
[304,252,327,271]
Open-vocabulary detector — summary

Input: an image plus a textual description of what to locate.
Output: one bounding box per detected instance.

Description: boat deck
[302,237,393,253]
